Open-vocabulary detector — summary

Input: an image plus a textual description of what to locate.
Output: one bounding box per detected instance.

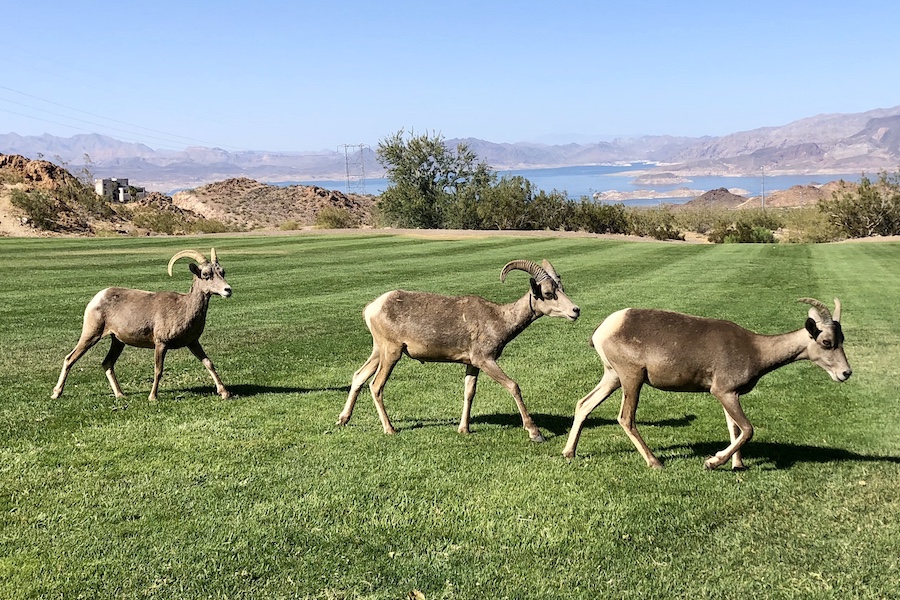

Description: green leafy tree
[376,129,493,228]
[819,171,900,238]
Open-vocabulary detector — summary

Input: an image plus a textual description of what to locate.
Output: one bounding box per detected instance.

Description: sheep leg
[458,365,479,434]
[722,407,746,470]
[188,340,230,399]
[562,369,621,458]
[478,359,543,442]
[338,346,380,426]
[705,391,753,470]
[51,329,105,399]
[102,336,126,398]
[617,377,663,468]
[368,348,401,435]
[149,344,167,401]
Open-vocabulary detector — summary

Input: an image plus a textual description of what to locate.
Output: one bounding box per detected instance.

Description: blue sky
[2,1,898,152]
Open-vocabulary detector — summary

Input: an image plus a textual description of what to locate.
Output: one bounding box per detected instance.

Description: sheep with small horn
[337,259,580,442]
[51,248,233,401]
[563,298,851,469]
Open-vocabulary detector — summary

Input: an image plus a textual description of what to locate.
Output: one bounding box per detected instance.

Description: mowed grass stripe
[1,235,898,599]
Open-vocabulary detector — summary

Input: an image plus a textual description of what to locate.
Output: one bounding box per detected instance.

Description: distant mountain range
[2,105,899,193]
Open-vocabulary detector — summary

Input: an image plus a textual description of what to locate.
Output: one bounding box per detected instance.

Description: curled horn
[541,259,562,286]
[798,297,833,323]
[167,249,209,277]
[500,259,550,284]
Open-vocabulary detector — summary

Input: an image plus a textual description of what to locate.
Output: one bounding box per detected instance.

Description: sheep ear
[529,278,543,299]
[189,262,201,277]
[805,317,821,339]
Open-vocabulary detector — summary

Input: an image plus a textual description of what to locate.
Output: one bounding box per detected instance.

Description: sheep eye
[822,339,833,349]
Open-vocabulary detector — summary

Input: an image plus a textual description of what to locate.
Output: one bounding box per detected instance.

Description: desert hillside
[172,177,375,229]
[0,154,375,236]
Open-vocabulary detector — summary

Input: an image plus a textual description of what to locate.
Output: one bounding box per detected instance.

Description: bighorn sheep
[51,248,232,401]
[337,259,580,442]
[562,298,851,469]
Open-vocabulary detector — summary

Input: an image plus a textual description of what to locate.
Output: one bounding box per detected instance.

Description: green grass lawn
[1,233,898,599]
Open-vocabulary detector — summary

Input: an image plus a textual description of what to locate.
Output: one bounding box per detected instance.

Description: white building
[95,178,146,202]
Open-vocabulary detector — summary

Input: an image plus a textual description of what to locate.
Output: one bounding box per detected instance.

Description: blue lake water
[286,163,864,207]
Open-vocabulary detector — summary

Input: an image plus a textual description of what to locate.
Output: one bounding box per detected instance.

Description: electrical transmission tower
[339,144,368,195]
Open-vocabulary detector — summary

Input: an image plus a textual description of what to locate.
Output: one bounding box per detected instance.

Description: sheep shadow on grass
[472,412,697,438]
[183,384,351,398]
[659,440,900,470]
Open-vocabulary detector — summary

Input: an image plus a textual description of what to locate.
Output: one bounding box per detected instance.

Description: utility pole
[339,144,368,195]
[761,165,766,210]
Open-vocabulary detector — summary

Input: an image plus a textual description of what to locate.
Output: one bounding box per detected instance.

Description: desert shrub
[708,222,776,244]
[818,171,900,238]
[0,168,24,185]
[674,206,732,234]
[476,175,535,230]
[316,206,358,229]
[62,183,115,220]
[132,208,233,235]
[705,209,782,243]
[574,200,629,234]
[444,187,484,229]
[131,209,187,234]
[627,207,684,240]
[779,206,841,243]
[189,218,231,234]
[530,190,576,230]
[279,220,301,231]
[9,189,59,230]
[739,208,783,231]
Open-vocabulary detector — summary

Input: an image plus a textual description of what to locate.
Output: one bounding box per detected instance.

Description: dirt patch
[0,184,43,237]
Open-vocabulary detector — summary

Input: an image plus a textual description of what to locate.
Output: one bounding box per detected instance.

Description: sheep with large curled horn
[338,259,580,442]
[52,248,233,401]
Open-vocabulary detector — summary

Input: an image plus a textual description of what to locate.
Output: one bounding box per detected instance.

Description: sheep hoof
[530,433,545,443]
[219,390,231,400]
[703,457,722,470]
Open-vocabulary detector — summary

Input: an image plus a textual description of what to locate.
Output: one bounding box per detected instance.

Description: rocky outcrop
[172,177,375,228]
[0,153,82,189]
[682,188,748,209]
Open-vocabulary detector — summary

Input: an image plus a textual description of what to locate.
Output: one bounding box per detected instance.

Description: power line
[0,84,249,152]
[0,96,204,151]
[0,106,188,152]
